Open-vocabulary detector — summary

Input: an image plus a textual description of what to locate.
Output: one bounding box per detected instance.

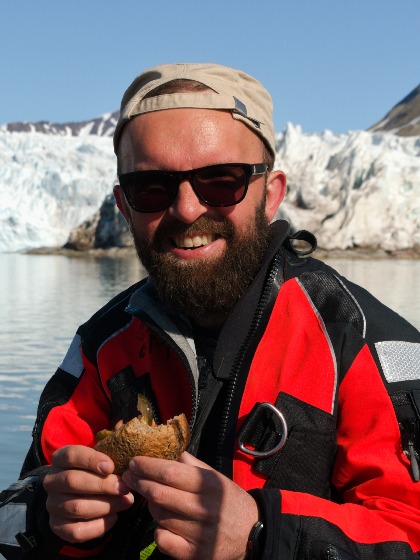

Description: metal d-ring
[238,402,288,458]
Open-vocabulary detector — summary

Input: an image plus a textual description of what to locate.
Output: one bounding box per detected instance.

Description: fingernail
[115,479,130,494]
[98,461,114,475]
[122,470,133,487]
[121,492,135,507]
[129,458,142,473]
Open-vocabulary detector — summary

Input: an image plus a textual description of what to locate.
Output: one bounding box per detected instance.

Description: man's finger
[177,451,213,469]
[44,469,131,497]
[154,526,193,560]
[51,445,114,475]
[124,474,216,521]
[47,492,134,520]
[125,455,219,495]
[49,514,118,544]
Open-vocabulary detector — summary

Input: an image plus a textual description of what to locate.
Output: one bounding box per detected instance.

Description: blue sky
[1,0,419,135]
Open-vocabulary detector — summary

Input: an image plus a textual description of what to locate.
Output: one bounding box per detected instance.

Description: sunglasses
[118,162,268,213]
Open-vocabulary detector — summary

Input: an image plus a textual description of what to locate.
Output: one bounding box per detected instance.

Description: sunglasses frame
[118,162,268,213]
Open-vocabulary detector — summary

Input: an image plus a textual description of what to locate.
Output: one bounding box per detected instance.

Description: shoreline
[25,245,420,260]
[26,246,137,258]
[313,247,420,260]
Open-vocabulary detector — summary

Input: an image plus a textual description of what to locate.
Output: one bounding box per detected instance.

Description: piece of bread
[94,413,190,475]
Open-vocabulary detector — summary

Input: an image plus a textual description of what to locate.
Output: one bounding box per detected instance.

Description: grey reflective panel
[375,341,420,382]
[59,333,84,378]
[0,503,26,546]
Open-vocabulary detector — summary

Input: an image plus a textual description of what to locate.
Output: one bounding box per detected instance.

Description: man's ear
[265,170,287,221]
[113,185,131,226]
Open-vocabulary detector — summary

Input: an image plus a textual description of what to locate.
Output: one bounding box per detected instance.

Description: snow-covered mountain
[0,111,119,138]
[0,89,419,253]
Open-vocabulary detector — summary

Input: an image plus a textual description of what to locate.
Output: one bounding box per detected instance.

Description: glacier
[0,132,116,252]
[0,124,419,253]
[275,125,420,251]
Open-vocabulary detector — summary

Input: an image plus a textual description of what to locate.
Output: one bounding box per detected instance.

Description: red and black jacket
[1,220,420,560]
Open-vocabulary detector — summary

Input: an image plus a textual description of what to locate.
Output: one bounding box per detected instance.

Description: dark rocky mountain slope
[369,84,420,136]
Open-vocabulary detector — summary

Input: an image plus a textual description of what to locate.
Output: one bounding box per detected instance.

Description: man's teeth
[175,234,216,248]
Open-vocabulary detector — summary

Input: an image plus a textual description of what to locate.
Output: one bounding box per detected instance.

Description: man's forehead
[118,108,265,172]
[114,63,275,158]
[121,107,263,144]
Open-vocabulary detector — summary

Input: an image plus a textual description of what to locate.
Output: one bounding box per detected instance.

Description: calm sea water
[0,252,419,490]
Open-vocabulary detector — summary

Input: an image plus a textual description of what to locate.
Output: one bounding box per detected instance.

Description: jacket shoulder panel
[296,270,366,337]
[78,279,146,365]
[340,277,420,344]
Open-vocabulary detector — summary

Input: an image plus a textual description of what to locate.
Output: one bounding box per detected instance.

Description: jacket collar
[213,220,290,378]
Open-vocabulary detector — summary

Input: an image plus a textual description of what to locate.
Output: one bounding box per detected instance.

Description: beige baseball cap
[113,62,275,157]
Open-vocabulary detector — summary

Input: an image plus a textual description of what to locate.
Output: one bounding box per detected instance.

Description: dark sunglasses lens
[122,173,177,212]
[194,165,247,206]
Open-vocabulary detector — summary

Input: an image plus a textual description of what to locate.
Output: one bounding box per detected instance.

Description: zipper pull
[408,439,420,482]
[408,391,420,482]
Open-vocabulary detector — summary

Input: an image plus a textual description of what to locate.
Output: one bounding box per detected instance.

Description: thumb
[177,451,213,470]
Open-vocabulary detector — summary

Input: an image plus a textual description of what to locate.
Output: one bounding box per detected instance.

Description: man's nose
[167,179,208,223]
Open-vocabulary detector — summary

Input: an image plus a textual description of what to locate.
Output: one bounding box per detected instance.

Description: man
[1,63,420,560]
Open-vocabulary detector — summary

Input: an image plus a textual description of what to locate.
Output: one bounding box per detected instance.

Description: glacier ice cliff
[0,132,115,252]
[274,124,420,252]
[0,124,419,253]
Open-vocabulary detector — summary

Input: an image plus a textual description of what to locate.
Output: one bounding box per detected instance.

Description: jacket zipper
[215,251,284,472]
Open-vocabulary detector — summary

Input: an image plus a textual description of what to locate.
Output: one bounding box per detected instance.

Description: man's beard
[132,200,271,320]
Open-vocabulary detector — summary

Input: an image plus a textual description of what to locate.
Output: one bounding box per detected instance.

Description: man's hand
[43,445,134,543]
[122,451,259,560]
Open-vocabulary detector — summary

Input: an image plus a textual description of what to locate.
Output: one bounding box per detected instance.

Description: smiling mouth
[173,233,219,249]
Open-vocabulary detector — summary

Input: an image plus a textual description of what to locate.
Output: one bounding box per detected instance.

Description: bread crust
[94,413,191,475]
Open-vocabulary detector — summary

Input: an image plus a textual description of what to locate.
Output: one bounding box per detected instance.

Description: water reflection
[326,258,420,329]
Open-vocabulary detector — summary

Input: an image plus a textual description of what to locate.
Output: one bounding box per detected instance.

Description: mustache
[153,216,235,243]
